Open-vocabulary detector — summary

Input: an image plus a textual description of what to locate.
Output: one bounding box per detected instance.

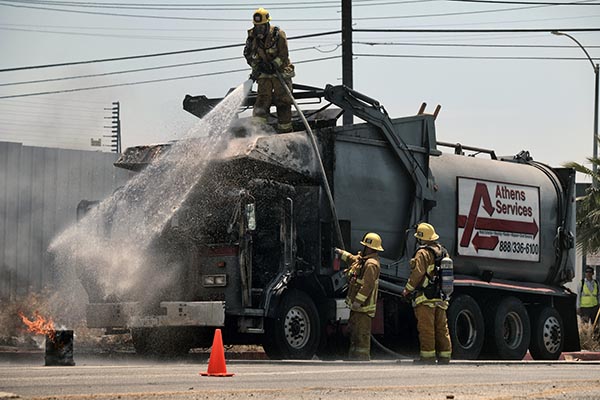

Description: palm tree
[564,157,600,253]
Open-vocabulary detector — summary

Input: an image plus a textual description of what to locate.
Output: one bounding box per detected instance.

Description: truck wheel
[485,297,530,360]
[263,289,321,360]
[131,327,192,356]
[529,306,564,360]
[447,295,485,359]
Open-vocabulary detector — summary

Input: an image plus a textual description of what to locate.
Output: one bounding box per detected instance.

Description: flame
[18,311,56,342]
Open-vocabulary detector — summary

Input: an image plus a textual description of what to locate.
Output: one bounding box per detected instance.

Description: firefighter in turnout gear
[244,8,295,133]
[402,223,452,364]
[334,232,382,361]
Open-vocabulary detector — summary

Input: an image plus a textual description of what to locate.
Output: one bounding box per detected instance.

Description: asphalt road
[1,356,600,400]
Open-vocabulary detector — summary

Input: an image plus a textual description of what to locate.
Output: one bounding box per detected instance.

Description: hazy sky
[0,0,598,175]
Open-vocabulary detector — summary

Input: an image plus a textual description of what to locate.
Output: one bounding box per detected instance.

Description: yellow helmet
[252,8,271,25]
[414,222,439,241]
[360,232,384,252]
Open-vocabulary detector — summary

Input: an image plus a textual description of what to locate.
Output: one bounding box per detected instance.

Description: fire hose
[273,70,345,250]
[273,71,412,360]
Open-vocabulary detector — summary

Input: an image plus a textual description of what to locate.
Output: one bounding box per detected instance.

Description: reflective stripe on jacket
[341,250,380,317]
[581,280,599,308]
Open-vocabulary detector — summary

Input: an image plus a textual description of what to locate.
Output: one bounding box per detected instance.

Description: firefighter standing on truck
[244,8,295,133]
[334,233,382,361]
[402,222,452,364]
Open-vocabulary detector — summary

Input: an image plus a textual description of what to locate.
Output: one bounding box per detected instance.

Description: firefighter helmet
[360,232,384,252]
[414,222,439,241]
[252,8,271,25]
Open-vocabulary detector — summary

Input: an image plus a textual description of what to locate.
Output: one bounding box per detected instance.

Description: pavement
[2,348,600,364]
[523,351,600,361]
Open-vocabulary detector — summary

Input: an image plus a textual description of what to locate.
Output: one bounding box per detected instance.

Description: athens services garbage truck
[82,83,579,360]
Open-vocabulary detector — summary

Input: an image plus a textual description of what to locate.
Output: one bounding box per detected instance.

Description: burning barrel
[45,330,75,366]
[19,312,75,366]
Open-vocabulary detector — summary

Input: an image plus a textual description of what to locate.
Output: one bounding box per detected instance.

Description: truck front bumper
[86,301,225,329]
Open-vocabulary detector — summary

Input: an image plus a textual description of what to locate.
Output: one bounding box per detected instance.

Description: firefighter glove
[259,61,275,74]
[351,301,361,311]
[249,68,260,82]
[334,247,343,255]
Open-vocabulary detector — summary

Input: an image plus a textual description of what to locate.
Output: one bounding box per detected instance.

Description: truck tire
[131,327,193,356]
[484,297,530,360]
[528,306,564,360]
[447,295,485,359]
[262,289,321,360]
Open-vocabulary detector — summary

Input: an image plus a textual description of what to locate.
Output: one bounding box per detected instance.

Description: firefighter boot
[413,357,436,365]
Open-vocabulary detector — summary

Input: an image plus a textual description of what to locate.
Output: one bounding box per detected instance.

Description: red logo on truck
[457,179,540,259]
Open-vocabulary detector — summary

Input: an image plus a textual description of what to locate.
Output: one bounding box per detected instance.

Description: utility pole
[342,0,353,125]
[595,63,599,187]
[103,101,121,153]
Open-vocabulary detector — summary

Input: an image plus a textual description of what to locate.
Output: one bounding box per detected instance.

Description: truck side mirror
[245,203,256,231]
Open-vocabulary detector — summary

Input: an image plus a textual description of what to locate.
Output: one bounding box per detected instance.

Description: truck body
[83,84,579,360]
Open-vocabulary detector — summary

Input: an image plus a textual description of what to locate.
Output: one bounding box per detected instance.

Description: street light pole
[552,31,599,188]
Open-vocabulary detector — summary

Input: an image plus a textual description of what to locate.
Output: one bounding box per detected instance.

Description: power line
[447,0,600,5]
[0,98,110,104]
[355,27,600,32]
[0,125,103,136]
[0,131,103,141]
[352,4,553,20]
[0,45,338,87]
[4,0,413,5]
[0,102,107,114]
[0,55,341,100]
[1,0,435,11]
[0,26,253,42]
[0,30,341,73]
[355,52,597,59]
[354,40,600,48]
[0,101,108,114]
[0,129,106,143]
[0,109,105,123]
[358,11,600,30]
[0,26,342,43]
[0,56,242,87]
[0,120,105,132]
[0,1,342,21]
[0,137,102,149]
[3,28,597,74]
[0,22,323,32]
[4,0,338,10]
[0,0,577,22]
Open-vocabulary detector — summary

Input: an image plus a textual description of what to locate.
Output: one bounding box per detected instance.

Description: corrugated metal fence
[0,141,132,300]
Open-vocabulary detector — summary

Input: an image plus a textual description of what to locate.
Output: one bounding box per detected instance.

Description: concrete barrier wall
[0,141,132,300]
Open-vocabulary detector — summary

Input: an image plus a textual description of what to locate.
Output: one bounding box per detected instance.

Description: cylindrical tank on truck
[328,84,577,361]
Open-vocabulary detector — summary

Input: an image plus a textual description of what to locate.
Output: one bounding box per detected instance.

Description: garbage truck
[82,83,579,360]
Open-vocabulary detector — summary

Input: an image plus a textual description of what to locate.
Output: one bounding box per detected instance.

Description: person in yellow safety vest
[577,266,600,324]
[402,222,452,365]
[334,232,382,361]
[244,7,296,134]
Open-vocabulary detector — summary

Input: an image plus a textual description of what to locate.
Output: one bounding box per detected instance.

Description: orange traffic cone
[200,329,234,377]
